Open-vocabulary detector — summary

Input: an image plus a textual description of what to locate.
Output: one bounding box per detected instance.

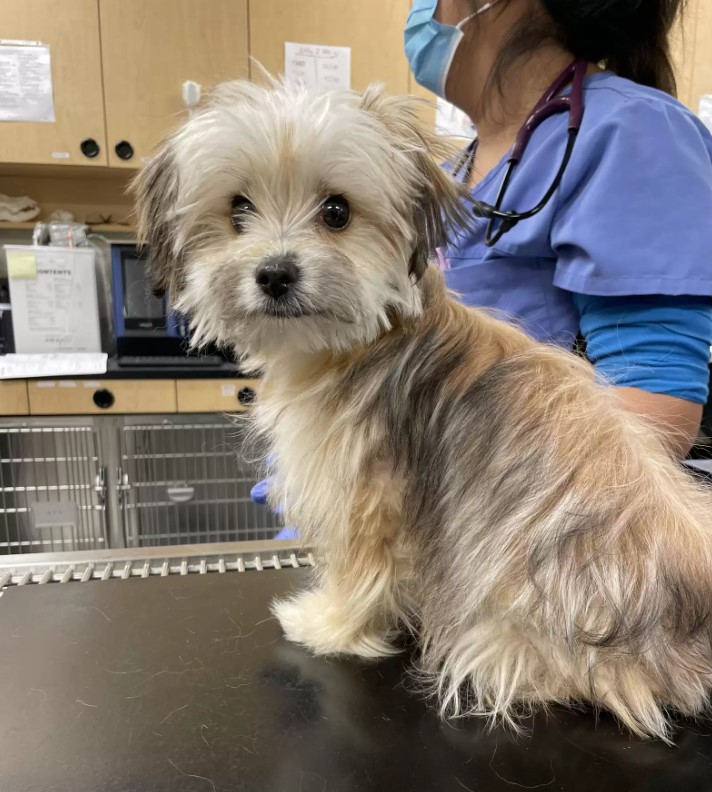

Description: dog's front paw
[272,590,399,659]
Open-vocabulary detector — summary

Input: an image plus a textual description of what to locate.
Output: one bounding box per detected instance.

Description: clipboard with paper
[5,245,101,355]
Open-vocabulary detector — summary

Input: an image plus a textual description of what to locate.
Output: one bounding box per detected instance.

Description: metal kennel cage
[0,414,279,556]
[0,421,107,555]
[118,415,279,548]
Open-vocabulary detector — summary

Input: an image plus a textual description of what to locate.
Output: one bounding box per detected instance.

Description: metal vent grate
[0,542,312,588]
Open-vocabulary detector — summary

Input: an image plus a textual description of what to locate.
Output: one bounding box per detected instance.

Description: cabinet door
[0,381,29,416]
[100,0,249,168]
[408,76,439,133]
[0,0,107,166]
[28,380,177,415]
[249,0,412,94]
[671,0,698,109]
[176,379,259,413]
[688,0,712,113]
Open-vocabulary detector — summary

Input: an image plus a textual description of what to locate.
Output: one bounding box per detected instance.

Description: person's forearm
[614,387,702,459]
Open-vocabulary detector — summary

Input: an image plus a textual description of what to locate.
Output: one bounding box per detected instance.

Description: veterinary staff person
[405,0,712,459]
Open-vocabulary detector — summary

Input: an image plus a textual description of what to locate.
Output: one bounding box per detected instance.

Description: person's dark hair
[543,0,685,94]
[472,0,687,97]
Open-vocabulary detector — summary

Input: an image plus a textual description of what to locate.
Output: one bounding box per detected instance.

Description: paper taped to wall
[285,42,351,92]
[0,353,108,380]
[0,42,55,123]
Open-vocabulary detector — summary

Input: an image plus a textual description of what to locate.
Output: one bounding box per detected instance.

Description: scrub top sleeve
[550,99,712,298]
[574,293,712,404]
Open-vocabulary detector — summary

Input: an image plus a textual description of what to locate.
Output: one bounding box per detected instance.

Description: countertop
[1,567,711,791]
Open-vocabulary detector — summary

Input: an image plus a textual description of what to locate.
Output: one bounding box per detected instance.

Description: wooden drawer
[28,380,177,415]
[176,379,259,413]
[0,381,30,416]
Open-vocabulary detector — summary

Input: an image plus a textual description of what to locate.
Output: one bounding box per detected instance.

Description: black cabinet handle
[80,138,100,158]
[93,389,115,410]
[237,387,256,406]
[114,140,134,160]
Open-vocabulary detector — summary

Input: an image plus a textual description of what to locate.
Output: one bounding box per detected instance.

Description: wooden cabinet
[249,0,412,94]
[28,380,177,415]
[176,379,259,413]
[99,0,249,168]
[0,0,707,172]
[671,10,694,109]
[0,381,29,416]
[408,75,438,133]
[24,378,258,416]
[686,0,712,112]
[670,0,708,110]
[0,0,108,166]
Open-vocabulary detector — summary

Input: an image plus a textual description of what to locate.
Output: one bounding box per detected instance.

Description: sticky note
[7,250,37,279]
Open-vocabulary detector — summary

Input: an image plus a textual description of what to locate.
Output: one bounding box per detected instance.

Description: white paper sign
[285,42,351,92]
[435,97,476,140]
[0,42,55,123]
[5,246,101,354]
[0,353,108,380]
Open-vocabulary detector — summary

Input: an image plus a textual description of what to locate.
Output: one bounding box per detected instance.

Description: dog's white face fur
[136,81,464,366]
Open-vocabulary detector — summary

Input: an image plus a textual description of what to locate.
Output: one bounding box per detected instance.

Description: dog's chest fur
[253,357,396,546]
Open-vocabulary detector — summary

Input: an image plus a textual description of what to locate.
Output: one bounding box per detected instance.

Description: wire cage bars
[0,423,107,555]
[119,416,279,548]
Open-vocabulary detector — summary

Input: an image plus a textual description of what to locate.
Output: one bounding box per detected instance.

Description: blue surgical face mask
[404,0,501,98]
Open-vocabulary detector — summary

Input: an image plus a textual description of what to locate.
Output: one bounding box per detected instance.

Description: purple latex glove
[250,477,282,513]
[250,475,299,540]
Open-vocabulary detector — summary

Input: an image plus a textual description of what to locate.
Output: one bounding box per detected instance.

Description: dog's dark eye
[319,196,350,231]
[231,195,255,231]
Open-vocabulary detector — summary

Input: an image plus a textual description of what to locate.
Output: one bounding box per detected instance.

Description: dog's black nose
[255,255,300,300]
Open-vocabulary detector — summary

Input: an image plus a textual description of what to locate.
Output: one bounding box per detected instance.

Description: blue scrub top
[441,71,712,346]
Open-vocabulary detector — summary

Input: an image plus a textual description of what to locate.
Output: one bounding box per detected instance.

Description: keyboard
[116,355,226,368]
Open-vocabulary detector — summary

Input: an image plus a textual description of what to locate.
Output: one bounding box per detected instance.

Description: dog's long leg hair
[272,470,412,658]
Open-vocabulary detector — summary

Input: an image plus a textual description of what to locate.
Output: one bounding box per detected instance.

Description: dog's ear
[359,85,471,281]
[131,140,181,299]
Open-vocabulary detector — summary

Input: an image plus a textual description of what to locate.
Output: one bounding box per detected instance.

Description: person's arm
[574,294,712,460]
[613,388,702,459]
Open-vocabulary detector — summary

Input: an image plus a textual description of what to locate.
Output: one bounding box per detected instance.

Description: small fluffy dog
[134,79,712,741]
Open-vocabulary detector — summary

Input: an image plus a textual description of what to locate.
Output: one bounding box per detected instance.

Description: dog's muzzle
[255,254,300,301]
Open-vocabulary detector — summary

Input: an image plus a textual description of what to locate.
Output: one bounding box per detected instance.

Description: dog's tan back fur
[257,268,712,742]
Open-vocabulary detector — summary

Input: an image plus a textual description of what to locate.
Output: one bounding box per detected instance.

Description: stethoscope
[452,59,588,247]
